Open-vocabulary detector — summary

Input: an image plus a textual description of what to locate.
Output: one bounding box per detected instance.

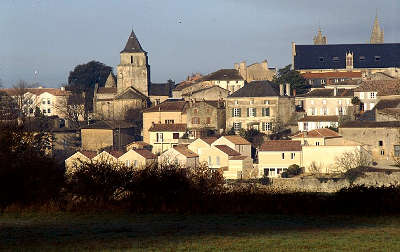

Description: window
[206,117,211,124]
[334,78,339,83]
[321,79,326,84]
[281,153,285,159]
[375,56,381,61]
[248,107,256,117]
[262,107,270,116]
[156,133,163,142]
[193,108,198,115]
[208,156,212,166]
[338,107,344,115]
[359,56,365,61]
[319,57,324,62]
[332,56,339,62]
[315,142,320,146]
[394,145,400,157]
[192,117,200,124]
[309,79,314,85]
[264,100,269,105]
[250,99,254,105]
[133,160,138,167]
[47,108,51,113]
[379,140,383,146]
[43,109,46,114]
[130,56,133,64]
[291,153,295,159]
[369,92,376,99]
[233,122,241,131]
[155,99,160,105]
[380,150,385,156]
[165,120,174,124]
[47,99,51,104]
[126,160,131,167]
[322,107,328,115]
[42,99,46,105]
[216,156,220,166]
[322,99,326,105]
[262,122,271,131]
[338,100,342,105]
[233,108,241,117]
[234,100,238,105]
[173,133,179,139]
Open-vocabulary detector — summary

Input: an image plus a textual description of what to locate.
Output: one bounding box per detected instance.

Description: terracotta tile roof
[378,108,400,117]
[222,135,251,145]
[2,88,70,97]
[109,150,124,158]
[229,155,248,160]
[302,88,354,97]
[134,149,156,159]
[302,72,362,79]
[80,150,97,159]
[291,128,340,138]
[97,87,117,94]
[354,80,400,96]
[375,98,400,110]
[174,146,199,158]
[214,145,241,156]
[143,100,187,113]
[200,137,218,145]
[341,121,400,128]
[260,140,302,152]
[148,123,187,132]
[298,115,339,122]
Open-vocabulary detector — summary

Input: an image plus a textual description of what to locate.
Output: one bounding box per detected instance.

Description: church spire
[121,29,146,53]
[313,27,327,45]
[104,71,116,88]
[370,12,384,44]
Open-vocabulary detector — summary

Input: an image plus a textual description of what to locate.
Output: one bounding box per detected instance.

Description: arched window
[130,56,133,64]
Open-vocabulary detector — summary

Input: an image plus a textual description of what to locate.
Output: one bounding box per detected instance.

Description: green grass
[1,212,400,251]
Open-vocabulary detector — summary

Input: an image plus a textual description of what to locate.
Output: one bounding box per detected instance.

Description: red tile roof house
[158,145,199,168]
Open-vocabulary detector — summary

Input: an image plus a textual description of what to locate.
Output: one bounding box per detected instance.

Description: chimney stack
[279,84,284,96]
[285,83,291,96]
[293,89,296,97]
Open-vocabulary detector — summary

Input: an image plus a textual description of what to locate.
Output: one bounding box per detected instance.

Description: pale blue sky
[0,0,399,87]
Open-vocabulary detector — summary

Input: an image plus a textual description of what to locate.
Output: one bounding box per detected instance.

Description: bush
[281,164,302,178]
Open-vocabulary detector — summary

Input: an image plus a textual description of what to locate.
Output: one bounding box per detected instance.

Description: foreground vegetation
[1,212,400,251]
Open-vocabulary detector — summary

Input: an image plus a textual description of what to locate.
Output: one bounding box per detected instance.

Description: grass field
[1,212,400,251]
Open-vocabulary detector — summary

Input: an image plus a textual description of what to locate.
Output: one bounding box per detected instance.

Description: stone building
[234,61,276,82]
[375,97,400,122]
[226,81,295,134]
[370,14,384,44]
[93,30,173,120]
[186,100,226,138]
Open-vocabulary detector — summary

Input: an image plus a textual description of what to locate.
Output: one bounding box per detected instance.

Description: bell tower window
[130,56,133,64]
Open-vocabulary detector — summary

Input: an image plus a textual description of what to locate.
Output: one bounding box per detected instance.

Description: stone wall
[268,172,400,193]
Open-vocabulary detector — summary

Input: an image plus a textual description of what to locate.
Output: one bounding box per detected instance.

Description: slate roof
[121,30,145,53]
[81,120,135,129]
[291,128,340,138]
[228,81,281,98]
[143,100,187,113]
[149,83,173,97]
[374,98,400,110]
[181,86,229,96]
[134,149,156,159]
[340,121,400,128]
[294,43,400,70]
[97,87,117,94]
[201,69,243,81]
[148,123,187,132]
[259,140,302,152]
[298,115,340,122]
[214,145,241,156]
[302,88,354,97]
[173,146,199,158]
[353,80,400,96]
[302,72,362,79]
[222,135,251,145]
[115,87,148,100]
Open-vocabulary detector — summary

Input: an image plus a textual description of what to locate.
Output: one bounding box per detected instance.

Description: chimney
[261,60,268,70]
[334,87,338,96]
[279,84,284,96]
[285,83,291,96]
[293,89,296,97]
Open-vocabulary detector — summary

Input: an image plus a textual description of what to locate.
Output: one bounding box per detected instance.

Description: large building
[93,30,172,120]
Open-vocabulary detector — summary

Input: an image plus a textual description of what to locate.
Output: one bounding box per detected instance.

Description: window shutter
[253,108,257,117]
[247,108,249,117]
[239,122,242,129]
[265,108,270,116]
[238,108,241,117]
[262,122,265,131]
[262,108,265,117]
[232,108,234,117]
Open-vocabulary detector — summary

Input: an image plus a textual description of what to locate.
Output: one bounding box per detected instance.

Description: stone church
[93,30,173,120]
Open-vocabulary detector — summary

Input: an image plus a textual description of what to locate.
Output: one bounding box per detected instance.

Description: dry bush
[335,149,372,173]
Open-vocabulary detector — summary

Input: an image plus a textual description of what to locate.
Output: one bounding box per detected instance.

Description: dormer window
[332,57,339,62]
[375,56,381,61]
[359,56,365,61]
[319,57,324,62]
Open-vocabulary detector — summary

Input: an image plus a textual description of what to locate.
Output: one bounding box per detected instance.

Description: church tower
[370,13,384,44]
[313,27,327,45]
[117,30,150,96]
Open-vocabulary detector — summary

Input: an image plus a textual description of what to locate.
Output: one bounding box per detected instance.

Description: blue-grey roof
[228,81,280,98]
[294,43,400,70]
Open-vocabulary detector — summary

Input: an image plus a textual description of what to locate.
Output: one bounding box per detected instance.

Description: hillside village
[2,14,400,181]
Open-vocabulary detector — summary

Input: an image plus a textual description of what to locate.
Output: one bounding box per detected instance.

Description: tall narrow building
[117,30,150,96]
[370,14,384,44]
[313,27,327,45]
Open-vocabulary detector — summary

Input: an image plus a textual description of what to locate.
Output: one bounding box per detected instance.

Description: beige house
[339,121,400,162]
[142,100,188,143]
[234,60,276,82]
[291,128,341,146]
[148,123,187,154]
[118,149,156,168]
[92,150,123,164]
[297,115,340,132]
[226,81,295,134]
[158,145,199,168]
[64,150,97,174]
[81,121,136,151]
[181,86,230,101]
[188,137,218,154]
[186,100,226,138]
[211,135,251,158]
[258,140,303,178]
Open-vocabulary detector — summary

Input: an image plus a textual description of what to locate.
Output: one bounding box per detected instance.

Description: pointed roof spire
[370,11,384,44]
[313,26,327,45]
[121,29,146,53]
[104,72,116,88]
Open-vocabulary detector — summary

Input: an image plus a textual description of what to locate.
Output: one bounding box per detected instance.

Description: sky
[0,0,399,88]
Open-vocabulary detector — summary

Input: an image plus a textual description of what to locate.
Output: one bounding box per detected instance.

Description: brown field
[1,212,400,251]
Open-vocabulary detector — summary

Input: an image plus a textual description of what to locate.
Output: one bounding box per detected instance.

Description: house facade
[148,123,187,154]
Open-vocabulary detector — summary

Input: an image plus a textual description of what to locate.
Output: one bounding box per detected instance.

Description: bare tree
[54,92,85,129]
[12,80,39,118]
[335,149,373,173]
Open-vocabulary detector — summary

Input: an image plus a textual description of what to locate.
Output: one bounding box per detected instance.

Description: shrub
[281,164,302,178]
